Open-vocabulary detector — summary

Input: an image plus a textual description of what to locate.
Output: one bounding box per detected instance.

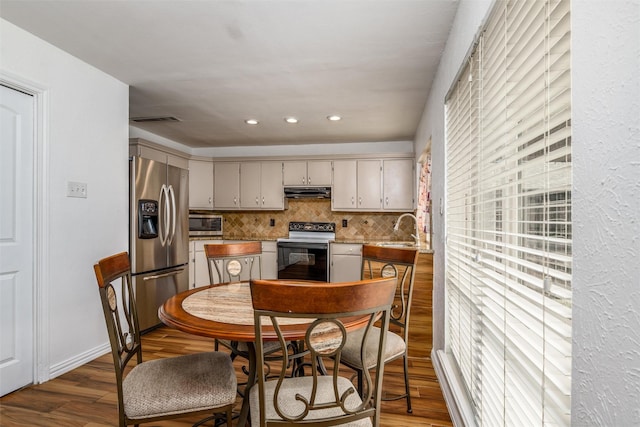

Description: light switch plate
[67,181,87,198]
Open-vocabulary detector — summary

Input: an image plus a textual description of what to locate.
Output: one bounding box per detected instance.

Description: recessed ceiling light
[245,119,259,125]
[284,117,298,124]
[327,115,342,121]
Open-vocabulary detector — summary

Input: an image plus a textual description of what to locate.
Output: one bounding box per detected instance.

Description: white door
[0,84,35,396]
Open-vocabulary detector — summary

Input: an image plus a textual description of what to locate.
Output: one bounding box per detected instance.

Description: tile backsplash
[206,199,418,242]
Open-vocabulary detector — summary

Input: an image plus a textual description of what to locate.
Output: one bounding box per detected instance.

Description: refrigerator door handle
[159,184,170,246]
[142,267,184,281]
[167,185,177,245]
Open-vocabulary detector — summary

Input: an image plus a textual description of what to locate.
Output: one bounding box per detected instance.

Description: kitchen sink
[375,242,416,248]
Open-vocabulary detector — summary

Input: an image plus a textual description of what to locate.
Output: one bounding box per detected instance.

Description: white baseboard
[432,348,477,427]
[48,342,111,380]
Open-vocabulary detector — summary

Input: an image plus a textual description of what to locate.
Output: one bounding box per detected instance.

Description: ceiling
[0,0,459,148]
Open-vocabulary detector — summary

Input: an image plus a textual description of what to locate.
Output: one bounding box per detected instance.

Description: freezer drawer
[133,265,188,333]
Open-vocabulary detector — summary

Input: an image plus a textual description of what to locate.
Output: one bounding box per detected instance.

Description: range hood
[284,186,331,199]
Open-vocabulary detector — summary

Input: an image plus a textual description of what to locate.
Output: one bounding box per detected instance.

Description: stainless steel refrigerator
[129,156,189,332]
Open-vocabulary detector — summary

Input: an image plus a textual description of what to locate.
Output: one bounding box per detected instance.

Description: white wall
[0,19,129,379]
[572,1,640,424]
[414,0,492,352]
[416,0,640,425]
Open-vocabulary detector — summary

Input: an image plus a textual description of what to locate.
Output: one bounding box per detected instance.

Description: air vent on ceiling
[130,116,181,123]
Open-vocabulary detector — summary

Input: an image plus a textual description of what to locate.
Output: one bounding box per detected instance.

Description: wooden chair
[205,241,262,285]
[205,242,275,357]
[339,244,419,413]
[249,277,397,427]
[93,252,236,427]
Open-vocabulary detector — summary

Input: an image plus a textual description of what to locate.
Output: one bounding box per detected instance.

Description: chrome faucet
[393,213,420,248]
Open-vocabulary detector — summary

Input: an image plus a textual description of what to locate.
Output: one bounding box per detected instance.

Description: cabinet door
[357,160,382,210]
[260,162,283,209]
[240,162,262,208]
[261,241,277,279]
[332,160,357,210]
[307,160,332,186]
[330,244,362,282]
[214,162,240,209]
[188,159,214,209]
[194,250,211,287]
[383,159,415,210]
[283,161,307,186]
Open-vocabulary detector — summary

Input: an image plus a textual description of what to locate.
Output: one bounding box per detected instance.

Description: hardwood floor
[0,253,451,427]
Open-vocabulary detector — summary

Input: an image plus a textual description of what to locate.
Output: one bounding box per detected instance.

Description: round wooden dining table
[158,280,372,426]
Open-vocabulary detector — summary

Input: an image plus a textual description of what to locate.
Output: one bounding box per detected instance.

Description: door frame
[1,70,50,385]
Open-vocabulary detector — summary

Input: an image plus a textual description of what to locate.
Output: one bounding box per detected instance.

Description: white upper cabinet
[215,161,283,210]
[213,162,240,209]
[259,162,284,209]
[283,160,332,186]
[383,159,415,211]
[240,163,261,209]
[356,160,382,210]
[331,160,358,210]
[188,159,214,209]
[240,161,283,210]
[332,158,413,212]
[332,160,381,211]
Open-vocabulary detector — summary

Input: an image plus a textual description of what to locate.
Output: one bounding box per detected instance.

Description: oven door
[277,241,329,282]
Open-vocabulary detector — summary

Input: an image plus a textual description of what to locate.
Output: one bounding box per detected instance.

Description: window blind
[444,1,571,426]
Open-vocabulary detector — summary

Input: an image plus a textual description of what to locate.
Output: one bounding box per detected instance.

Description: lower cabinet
[190,240,277,288]
[329,243,362,282]
[261,241,277,279]
[192,240,222,289]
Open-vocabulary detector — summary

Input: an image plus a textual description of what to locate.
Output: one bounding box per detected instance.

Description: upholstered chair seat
[249,376,371,427]
[340,326,406,370]
[122,351,236,420]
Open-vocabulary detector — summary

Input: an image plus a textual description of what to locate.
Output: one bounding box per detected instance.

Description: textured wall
[572,1,640,425]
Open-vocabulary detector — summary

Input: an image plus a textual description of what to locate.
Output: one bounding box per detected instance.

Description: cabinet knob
[209,197,212,204]
[308,176,311,184]
[256,197,259,205]
[385,197,389,205]
[358,197,362,205]
[302,177,306,184]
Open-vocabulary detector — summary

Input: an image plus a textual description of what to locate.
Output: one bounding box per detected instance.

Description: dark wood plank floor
[0,253,451,427]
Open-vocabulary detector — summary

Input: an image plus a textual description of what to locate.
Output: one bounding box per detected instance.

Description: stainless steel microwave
[189,214,223,237]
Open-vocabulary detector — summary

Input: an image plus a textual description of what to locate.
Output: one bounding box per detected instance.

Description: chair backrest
[360,245,419,341]
[205,241,262,284]
[93,252,142,411]
[250,277,397,426]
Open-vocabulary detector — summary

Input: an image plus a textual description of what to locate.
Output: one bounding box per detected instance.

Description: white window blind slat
[445,0,571,425]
